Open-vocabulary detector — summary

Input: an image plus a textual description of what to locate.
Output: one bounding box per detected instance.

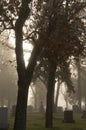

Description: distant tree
[76,59,86,110]
[54,78,62,112]
[77,59,82,110]
[65,58,86,110]
[80,67,86,109]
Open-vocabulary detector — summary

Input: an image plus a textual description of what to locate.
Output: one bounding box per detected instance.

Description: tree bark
[14,84,28,130]
[45,63,56,128]
[77,60,82,111]
[14,45,42,130]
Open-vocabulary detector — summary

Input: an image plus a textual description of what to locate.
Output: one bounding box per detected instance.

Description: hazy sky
[0,32,73,109]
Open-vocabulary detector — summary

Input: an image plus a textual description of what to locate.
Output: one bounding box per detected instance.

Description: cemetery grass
[9,113,86,130]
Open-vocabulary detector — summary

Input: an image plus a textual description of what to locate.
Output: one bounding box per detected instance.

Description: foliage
[31,0,86,92]
[0,0,21,32]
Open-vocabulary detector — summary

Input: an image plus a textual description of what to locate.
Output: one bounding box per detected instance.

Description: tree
[54,78,62,112]
[74,59,86,110]
[0,0,42,130]
[33,0,86,128]
[45,61,56,128]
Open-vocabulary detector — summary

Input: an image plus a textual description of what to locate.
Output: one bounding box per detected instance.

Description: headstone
[63,110,75,123]
[81,110,86,118]
[57,106,63,113]
[0,107,9,130]
[39,101,44,113]
[27,105,33,113]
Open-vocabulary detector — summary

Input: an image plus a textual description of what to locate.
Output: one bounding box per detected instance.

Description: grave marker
[63,110,75,123]
[0,107,8,130]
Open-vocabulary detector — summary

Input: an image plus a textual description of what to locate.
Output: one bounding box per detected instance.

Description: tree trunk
[14,8,28,129]
[14,1,50,129]
[77,60,82,111]
[14,45,42,130]
[85,97,86,109]
[13,1,43,130]
[14,84,28,130]
[45,63,56,128]
[14,16,43,129]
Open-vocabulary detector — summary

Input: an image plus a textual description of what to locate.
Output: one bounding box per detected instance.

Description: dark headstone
[39,101,44,113]
[57,106,63,113]
[63,110,75,123]
[0,107,9,130]
[81,110,86,118]
[27,105,33,113]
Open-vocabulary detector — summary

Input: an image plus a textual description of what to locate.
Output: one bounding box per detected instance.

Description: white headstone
[0,107,8,129]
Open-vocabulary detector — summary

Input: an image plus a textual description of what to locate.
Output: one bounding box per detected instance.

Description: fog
[0,35,17,108]
[0,32,86,113]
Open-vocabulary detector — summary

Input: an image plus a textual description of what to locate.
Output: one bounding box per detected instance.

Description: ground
[9,112,86,130]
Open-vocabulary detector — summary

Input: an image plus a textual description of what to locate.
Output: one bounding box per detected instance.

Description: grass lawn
[9,112,86,130]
